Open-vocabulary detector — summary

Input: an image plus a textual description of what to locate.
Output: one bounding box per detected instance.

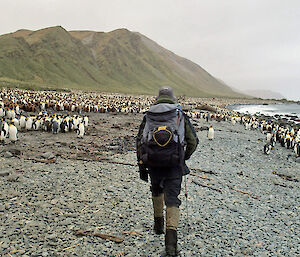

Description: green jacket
[136,95,199,163]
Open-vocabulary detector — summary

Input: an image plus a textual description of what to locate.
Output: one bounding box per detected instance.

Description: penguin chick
[52,120,59,134]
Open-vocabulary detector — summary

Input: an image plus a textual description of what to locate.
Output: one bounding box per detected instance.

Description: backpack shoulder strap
[183,112,199,144]
[136,115,147,160]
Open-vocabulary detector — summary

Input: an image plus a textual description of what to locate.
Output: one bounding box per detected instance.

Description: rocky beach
[0,107,299,257]
[1,3,300,256]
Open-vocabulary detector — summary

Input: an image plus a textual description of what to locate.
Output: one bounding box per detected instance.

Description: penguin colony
[0,87,153,143]
[0,88,152,115]
[185,109,300,158]
[1,87,299,158]
[0,109,89,142]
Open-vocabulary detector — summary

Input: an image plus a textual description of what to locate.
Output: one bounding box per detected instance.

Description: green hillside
[0,26,244,97]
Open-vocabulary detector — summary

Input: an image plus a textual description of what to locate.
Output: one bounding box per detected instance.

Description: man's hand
[184,153,191,160]
[138,163,148,182]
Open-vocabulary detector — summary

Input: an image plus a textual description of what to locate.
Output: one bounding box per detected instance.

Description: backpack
[140,103,185,168]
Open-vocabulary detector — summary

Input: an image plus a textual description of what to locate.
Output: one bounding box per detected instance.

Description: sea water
[228,103,300,116]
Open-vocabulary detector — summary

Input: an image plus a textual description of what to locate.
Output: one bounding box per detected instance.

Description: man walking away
[136,86,199,256]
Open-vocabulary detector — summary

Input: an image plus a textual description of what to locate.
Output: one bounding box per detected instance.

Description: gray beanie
[157,86,176,100]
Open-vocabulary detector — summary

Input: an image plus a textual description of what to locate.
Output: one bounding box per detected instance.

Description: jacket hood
[154,95,177,105]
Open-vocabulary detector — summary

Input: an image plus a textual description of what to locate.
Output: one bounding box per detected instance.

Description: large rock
[197,104,217,113]
[3,151,13,158]
[0,171,10,177]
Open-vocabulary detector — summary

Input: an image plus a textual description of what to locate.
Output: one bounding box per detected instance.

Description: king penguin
[77,123,85,138]
[0,108,5,117]
[83,116,89,127]
[0,120,8,142]
[8,123,18,142]
[208,125,214,140]
[11,118,19,129]
[25,117,33,130]
[19,116,26,129]
[294,142,300,157]
[266,132,272,143]
[264,143,272,155]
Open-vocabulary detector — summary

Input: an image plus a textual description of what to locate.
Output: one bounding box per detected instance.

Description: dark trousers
[150,173,182,207]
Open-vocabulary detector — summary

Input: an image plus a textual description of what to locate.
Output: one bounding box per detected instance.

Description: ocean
[227,103,300,122]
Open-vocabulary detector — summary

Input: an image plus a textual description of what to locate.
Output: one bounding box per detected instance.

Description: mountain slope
[0,26,243,97]
[0,26,115,90]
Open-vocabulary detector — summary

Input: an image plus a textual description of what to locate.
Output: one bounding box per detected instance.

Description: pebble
[41,152,55,160]
[6,173,20,182]
[0,115,299,257]
[3,151,13,158]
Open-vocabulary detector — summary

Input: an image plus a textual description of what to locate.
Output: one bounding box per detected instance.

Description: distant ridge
[0,26,245,97]
[244,89,285,100]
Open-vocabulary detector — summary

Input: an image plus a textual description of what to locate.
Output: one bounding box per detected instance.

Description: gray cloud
[1,0,299,100]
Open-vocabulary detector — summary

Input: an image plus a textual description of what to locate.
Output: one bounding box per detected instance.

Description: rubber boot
[165,229,178,256]
[165,206,179,256]
[152,194,164,234]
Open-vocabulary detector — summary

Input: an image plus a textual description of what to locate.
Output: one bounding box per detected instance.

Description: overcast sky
[1,0,300,100]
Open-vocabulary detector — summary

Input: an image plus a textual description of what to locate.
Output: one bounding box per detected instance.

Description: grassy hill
[0,26,244,97]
